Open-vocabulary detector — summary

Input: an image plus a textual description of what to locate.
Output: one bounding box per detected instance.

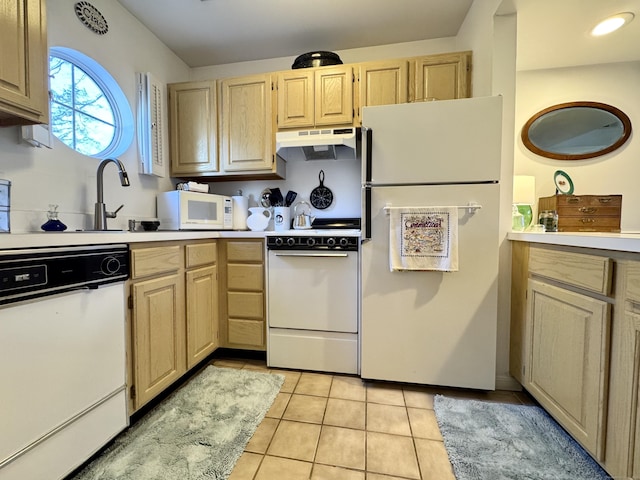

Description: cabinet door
[186,264,218,369]
[526,279,610,459]
[220,74,274,172]
[0,0,48,125]
[276,70,314,128]
[131,273,186,409]
[314,66,353,126]
[168,81,218,175]
[357,60,409,124]
[413,52,471,102]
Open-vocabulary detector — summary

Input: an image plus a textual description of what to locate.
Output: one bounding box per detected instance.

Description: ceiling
[116,0,640,70]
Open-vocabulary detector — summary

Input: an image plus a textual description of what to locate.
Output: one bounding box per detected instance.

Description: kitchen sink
[69,229,128,233]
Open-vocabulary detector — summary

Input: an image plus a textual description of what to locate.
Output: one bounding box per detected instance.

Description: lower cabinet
[219,239,266,350]
[128,240,218,413]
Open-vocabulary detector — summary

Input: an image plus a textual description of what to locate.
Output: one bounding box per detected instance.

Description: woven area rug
[433,395,612,480]
[71,366,284,480]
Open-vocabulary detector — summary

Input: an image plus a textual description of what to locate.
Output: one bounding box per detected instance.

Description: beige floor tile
[228,451,263,479]
[315,425,366,470]
[324,398,366,430]
[275,370,302,393]
[243,364,270,372]
[295,372,333,397]
[330,376,366,401]
[367,403,411,436]
[366,432,420,479]
[267,420,321,462]
[407,407,442,440]
[283,394,327,424]
[254,455,313,480]
[403,388,435,409]
[211,359,245,369]
[367,384,405,406]
[246,417,279,454]
[414,438,455,480]
[312,464,365,480]
[266,392,291,418]
[366,474,412,480]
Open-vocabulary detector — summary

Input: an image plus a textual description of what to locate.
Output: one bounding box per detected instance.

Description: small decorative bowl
[140,221,160,231]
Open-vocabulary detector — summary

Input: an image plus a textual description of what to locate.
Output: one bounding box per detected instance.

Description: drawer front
[529,247,612,295]
[558,216,621,232]
[131,245,182,279]
[185,242,217,268]
[557,195,622,207]
[557,205,621,217]
[228,291,264,319]
[625,262,640,303]
[226,241,263,262]
[228,319,264,347]
[227,264,263,291]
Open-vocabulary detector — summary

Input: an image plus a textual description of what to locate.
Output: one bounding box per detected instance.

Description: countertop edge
[508,231,640,254]
[0,230,266,249]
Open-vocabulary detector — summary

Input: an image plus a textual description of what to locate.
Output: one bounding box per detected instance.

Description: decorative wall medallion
[74,2,109,35]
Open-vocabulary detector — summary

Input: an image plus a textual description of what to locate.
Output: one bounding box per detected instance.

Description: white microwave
[157,191,233,230]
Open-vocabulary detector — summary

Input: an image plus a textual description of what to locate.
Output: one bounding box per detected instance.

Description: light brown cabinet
[412,51,471,102]
[220,73,283,177]
[356,59,409,124]
[219,239,266,350]
[128,240,218,412]
[168,81,218,175]
[0,0,49,126]
[276,65,354,129]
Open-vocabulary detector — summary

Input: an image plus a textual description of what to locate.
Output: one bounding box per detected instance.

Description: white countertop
[0,229,266,250]
[508,231,640,254]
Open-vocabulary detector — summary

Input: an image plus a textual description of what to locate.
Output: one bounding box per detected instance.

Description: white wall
[515,61,640,231]
[0,0,190,233]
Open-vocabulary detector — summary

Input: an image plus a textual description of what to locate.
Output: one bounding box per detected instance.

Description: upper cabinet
[412,51,472,102]
[220,73,276,173]
[276,65,353,129]
[0,0,49,126]
[355,59,409,125]
[168,81,218,175]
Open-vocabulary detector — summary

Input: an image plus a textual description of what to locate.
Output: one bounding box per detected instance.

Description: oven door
[267,250,358,333]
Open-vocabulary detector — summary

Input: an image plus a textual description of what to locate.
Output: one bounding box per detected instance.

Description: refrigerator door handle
[362,185,372,242]
[362,127,373,184]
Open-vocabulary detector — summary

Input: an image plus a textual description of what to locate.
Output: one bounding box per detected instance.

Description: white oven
[266,228,360,374]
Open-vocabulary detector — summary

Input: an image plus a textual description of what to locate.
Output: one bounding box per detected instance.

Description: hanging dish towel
[389,206,459,272]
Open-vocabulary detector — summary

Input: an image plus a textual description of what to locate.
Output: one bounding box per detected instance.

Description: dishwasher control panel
[0,244,129,305]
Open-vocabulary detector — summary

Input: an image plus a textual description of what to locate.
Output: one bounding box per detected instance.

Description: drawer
[558,216,621,232]
[228,291,264,319]
[556,195,622,207]
[185,242,217,268]
[556,205,621,217]
[625,261,640,303]
[529,247,612,295]
[228,319,264,347]
[226,241,263,262]
[131,245,182,279]
[227,264,263,291]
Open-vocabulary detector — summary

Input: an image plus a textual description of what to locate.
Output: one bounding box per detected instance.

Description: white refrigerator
[360,96,502,390]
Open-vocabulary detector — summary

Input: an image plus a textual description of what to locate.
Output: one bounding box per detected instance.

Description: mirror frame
[521,101,632,160]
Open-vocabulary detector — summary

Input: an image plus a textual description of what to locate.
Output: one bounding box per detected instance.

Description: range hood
[276,127,358,161]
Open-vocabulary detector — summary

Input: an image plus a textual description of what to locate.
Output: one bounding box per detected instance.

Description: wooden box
[538,194,622,232]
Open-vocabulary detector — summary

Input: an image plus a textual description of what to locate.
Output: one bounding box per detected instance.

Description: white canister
[231,192,248,230]
[273,206,291,231]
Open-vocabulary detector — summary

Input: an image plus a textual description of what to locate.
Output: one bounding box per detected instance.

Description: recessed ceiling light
[591,12,634,36]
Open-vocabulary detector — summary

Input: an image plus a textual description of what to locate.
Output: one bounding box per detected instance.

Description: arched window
[48,47,133,158]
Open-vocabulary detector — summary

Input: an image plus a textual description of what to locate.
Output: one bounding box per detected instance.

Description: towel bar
[383,202,482,215]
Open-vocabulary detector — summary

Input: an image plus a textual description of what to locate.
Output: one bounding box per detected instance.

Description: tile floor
[210,356,534,480]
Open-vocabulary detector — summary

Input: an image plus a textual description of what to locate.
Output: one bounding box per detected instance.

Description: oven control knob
[274,237,284,247]
[339,237,350,248]
[326,237,336,247]
[286,237,296,247]
[101,256,121,275]
[306,237,316,247]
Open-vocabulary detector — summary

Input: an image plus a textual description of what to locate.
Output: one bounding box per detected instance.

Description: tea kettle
[293,201,315,230]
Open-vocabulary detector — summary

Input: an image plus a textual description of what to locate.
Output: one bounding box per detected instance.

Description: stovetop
[266,218,360,251]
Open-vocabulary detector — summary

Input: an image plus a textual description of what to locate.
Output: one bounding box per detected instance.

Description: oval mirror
[521,101,632,160]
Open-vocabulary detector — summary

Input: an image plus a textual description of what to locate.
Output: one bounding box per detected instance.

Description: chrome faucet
[94,158,130,230]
